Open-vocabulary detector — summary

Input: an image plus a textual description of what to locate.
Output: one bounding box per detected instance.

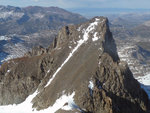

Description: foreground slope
[0,17,150,113]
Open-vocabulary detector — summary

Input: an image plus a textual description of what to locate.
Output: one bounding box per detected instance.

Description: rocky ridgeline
[0,17,150,113]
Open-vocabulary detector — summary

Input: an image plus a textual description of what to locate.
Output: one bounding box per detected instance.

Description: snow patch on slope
[39,92,76,113]
[88,80,94,96]
[0,11,24,19]
[0,36,10,41]
[0,90,38,113]
[136,74,150,99]
[92,32,101,41]
[59,92,79,111]
[137,74,150,86]
[0,90,78,113]
[33,13,44,19]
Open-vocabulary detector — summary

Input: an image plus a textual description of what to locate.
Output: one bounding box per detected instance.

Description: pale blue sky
[0,0,150,9]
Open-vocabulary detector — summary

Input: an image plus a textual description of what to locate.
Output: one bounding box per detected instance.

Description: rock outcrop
[0,17,149,113]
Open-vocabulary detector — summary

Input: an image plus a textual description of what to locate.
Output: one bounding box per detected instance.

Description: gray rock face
[0,17,149,113]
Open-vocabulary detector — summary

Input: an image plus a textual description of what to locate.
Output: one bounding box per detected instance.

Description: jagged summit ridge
[45,17,106,88]
[0,17,149,113]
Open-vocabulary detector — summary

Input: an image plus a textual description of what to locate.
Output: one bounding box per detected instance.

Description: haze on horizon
[0,0,150,17]
[0,0,150,9]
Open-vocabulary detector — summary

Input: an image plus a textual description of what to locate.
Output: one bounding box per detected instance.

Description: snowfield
[0,91,78,113]
[136,74,150,99]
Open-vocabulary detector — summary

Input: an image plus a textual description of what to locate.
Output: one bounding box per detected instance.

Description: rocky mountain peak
[0,17,149,113]
[54,17,119,61]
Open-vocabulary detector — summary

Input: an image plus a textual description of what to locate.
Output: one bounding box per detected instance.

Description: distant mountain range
[0,5,87,64]
[68,8,150,17]
[0,5,87,35]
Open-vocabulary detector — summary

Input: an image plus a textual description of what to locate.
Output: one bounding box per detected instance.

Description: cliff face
[0,17,149,113]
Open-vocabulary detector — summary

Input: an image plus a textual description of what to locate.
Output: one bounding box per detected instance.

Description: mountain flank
[0,17,149,113]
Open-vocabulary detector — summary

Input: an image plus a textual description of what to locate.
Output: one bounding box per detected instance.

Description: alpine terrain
[0,17,150,113]
[109,13,150,77]
[0,5,87,64]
